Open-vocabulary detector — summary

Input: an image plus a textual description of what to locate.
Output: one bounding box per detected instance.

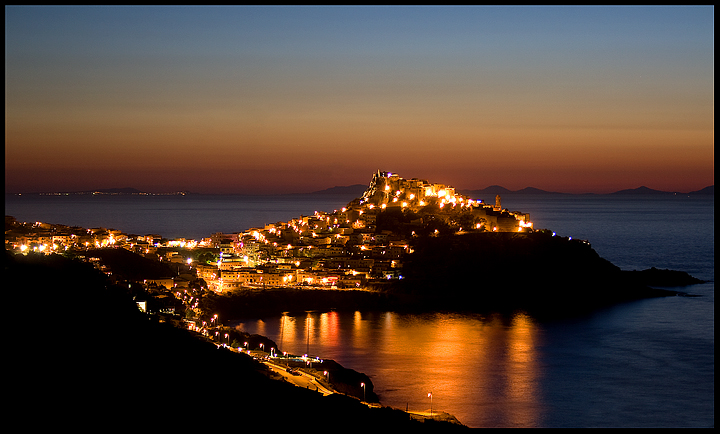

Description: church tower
[494,195,502,212]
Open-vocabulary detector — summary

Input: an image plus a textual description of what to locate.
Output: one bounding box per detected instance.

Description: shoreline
[201,271,700,322]
[246,346,466,426]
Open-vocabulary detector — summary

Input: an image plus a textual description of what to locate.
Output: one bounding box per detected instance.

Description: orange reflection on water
[391,312,541,427]
[278,314,296,352]
[504,312,540,427]
[254,319,266,337]
[239,310,541,427]
[350,311,377,350]
[319,311,340,350]
[304,314,316,355]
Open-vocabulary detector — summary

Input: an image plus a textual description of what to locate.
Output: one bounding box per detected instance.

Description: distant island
[461,185,714,196]
[11,187,190,196]
[310,184,369,195]
[6,181,713,197]
[609,185,714,196]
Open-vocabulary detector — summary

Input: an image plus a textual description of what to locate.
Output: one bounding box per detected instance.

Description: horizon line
[6,184,714,197]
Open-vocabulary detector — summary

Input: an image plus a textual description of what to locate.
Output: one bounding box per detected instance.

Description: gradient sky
[5,6,714,194]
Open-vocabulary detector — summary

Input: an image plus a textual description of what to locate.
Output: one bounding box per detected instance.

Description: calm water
[5,192,714,427]
[4,193,354,240]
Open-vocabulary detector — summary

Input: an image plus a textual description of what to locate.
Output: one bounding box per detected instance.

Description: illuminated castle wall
[359,170,469,210]
[355,170,532,232]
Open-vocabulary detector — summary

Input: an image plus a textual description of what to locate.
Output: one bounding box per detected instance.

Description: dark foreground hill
[5,251,464,430]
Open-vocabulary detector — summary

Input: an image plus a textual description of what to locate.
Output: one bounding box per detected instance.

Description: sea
[5,192,714,428]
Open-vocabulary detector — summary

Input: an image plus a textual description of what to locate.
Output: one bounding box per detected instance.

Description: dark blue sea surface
[4,193,354,240]
[5,192,714,427]
[502,194,714,282]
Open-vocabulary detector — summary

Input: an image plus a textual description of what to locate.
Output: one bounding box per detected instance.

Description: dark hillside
[6,251,463,430]
[396,231,676,315]
[86,247,176,280]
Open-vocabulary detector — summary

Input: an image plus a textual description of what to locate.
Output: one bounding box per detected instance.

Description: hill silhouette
[611,186,672,195]
[395,231,683,316]
[688,185,714,195]
[310,184,368,195]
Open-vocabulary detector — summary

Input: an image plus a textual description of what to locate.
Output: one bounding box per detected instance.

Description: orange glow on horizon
[5,7,712,195]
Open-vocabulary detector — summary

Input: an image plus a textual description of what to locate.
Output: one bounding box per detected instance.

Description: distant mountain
[310,184,368,195]
[460,185,562,196]
[608,186,713,195]
[514,186,563,195]
[461,185,512,196]
[610,186,674,195]
[459,185,714,197]
[688,185,714,195]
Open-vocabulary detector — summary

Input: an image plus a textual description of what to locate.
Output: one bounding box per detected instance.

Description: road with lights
[262,359,334,395]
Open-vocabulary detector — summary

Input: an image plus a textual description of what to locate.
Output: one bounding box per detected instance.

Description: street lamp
[361,382,366,402]
[225,333,229,346]
[428,392,433,417]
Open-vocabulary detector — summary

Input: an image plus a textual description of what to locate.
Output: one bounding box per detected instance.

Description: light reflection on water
[235,310,543,428]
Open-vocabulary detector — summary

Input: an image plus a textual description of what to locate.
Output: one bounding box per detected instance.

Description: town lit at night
[5,6,713,430]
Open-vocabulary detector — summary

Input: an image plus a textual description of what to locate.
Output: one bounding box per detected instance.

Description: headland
[6,169,703,320]
[5,170,705,429]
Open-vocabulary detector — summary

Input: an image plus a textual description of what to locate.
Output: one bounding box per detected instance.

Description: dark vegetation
[83,246,176,279]
[204,231,699,320]
[6,251,464,430]
[396,230,686,315]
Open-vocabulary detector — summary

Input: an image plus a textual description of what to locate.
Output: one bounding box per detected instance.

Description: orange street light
[428,392,433,417]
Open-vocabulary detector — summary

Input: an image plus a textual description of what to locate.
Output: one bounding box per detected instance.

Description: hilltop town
[7,170,547,429]
[5,171,534,297]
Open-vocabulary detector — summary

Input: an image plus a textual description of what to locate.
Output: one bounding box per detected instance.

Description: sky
[5,6,714,194]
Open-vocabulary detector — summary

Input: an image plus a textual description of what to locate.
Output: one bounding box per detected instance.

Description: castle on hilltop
[359,170,462,209]
[351,170,532,232]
